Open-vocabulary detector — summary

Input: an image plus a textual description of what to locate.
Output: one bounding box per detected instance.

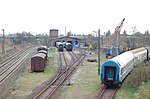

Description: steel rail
[0,48,35,84]
[33,48,85,99]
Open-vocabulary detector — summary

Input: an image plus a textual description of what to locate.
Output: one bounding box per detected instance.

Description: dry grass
[5,48,57,99]
[59,52,107,99]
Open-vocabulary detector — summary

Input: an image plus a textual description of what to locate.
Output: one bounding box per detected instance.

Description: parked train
[101,47,150,86]
[37,46,48,52]
[31,46,48,72]
[31,53,47,72]
[56,42,64,52]
[105,47,125,58]
[65,43,73,51]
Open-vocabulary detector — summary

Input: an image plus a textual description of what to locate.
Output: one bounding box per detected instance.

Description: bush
[126,62,150,87]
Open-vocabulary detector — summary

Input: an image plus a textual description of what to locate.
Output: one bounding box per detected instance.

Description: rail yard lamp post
[98,29,100,75]
[2,29,5,55]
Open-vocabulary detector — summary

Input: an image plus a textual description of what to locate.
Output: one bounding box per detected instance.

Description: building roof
[57,36,82,40]
[50,29,59,31]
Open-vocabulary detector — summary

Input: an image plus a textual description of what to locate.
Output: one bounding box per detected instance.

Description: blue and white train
[66,43,73,51]
[101,47,150,86]
[56,42,64,52]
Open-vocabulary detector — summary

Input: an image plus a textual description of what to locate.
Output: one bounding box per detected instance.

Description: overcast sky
[0,0,150,35]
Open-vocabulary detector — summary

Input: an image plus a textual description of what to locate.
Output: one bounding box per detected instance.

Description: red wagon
[31,53,46,72]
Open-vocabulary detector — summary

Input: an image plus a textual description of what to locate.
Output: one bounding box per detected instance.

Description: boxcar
[31,53,46,72]
[37,46,48,52]
[37,50,48,58]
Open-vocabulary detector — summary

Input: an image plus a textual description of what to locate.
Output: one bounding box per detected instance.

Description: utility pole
[65,26,66,36]
[45,34,48,47]
[98,29,100,75]
[2,29,5,55]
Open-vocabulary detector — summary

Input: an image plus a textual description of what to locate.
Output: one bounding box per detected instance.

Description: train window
[106,67,115,74]
[107,68,111,73]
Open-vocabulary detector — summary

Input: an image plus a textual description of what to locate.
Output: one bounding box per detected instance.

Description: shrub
[126,62,150,87]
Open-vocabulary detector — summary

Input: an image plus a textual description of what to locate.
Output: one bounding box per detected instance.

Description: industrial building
[49,29,86,48]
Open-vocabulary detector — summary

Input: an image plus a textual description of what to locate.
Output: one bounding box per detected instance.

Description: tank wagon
[65,43,73,51]
[101,47,150,86]
[37,46,48,52]
[31,53,46,72]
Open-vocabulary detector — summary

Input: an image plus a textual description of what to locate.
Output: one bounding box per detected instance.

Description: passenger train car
[101,47,150,86]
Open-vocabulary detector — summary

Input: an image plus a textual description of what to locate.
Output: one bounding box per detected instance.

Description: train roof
[31,53,46,59]
[38,45,47,49]
[57,42,63,44]
[129,47,147,57]
[37,46,48,51]
[102,51,134,68]
[129,47,145,54]
[38,50,47,54]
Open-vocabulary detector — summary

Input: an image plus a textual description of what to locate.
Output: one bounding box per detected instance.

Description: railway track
[97,85,118,99]
[68,51,78,64]
[29,48,86,99]
[0,46,36,97]
[0,47,31,69]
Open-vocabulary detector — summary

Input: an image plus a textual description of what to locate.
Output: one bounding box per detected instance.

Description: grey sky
[0,0,150,35]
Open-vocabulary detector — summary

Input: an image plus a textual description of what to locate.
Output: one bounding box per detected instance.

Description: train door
[104,66,116,83]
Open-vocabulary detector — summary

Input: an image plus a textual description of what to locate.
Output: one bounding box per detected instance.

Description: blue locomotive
[65,43,73,51]
[105,47,124,58]
[56,42,64,52]
[101,47,150,86]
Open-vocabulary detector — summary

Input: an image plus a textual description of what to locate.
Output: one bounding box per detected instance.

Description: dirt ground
[59,52,107,99]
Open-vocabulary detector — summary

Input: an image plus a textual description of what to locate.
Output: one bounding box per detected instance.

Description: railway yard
[1,0,150,98]
[0,44,150,99]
